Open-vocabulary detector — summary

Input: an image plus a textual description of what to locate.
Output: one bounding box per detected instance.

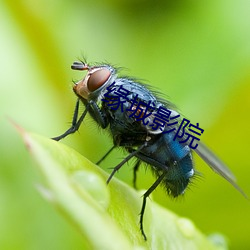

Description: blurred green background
[1,0,250,249]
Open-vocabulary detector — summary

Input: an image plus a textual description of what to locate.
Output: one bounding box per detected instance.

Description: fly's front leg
[89,100,108,129]
[52,99,88,141]
[52,99,108,141]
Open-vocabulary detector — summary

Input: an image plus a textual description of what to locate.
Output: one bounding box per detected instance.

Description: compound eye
[87,68,111,92]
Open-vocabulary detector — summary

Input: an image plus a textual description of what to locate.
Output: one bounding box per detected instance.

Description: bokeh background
[1,0,250,249]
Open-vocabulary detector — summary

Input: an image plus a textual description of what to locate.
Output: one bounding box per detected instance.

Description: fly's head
[72,61,116,100]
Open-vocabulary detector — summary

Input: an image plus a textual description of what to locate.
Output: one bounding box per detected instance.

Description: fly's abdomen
[163,153,193,197]
[137,132,194,197]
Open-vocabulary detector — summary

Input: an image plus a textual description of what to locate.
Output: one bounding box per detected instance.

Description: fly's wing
[143,104,247,198]
[194,142,248,198]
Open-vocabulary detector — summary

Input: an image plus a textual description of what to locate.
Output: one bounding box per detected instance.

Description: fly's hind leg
[133,160,141,189]
[140,172,167,240]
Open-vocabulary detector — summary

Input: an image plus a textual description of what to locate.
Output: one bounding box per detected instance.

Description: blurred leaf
[17,126,226,250]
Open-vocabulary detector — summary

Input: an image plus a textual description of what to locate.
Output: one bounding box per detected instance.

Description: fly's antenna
[71,61,89,71]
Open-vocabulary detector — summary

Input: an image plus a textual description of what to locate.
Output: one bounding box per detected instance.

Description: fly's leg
[107,143,146,184]
[52,99,108,141]
[133,160,141,189]
[140,172,167,240]
[89,100,107,129]
[99,148,141,188]
[96,145,116,165]
[52,99,88,141]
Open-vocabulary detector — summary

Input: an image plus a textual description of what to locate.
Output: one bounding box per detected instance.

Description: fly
[52,60,247,240]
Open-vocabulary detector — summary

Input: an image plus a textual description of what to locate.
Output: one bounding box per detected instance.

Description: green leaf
[19,127,227,250]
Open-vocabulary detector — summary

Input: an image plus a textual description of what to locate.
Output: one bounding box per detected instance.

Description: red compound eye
[87,68,111,92]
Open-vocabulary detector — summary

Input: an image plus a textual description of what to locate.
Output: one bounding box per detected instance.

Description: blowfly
[52,60,246,240]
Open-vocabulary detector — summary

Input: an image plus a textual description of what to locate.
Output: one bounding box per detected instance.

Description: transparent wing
[194,142,248,199]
